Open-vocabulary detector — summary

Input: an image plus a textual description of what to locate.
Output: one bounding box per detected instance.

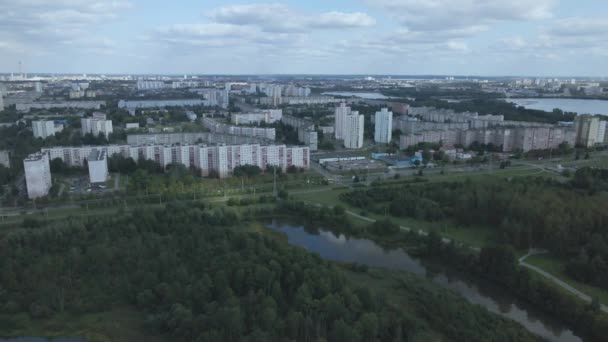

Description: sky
[1,0,607,76]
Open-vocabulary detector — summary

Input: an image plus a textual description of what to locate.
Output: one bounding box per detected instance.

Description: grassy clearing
[293,187,499,248]
[0,306,167,342]
[526,253,608,305]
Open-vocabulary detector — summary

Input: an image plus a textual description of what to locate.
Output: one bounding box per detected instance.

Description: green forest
[0,201,541,341]
[341,168,608,290]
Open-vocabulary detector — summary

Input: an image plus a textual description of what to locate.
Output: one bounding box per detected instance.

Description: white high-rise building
[334,102,352,140]
[0,93,4,111]
[598,121,607,144]
[374,108,393,143]
[34,82,43,93]
[32,120,57,139]
[24,152,52,199]
[88,149,108,184]
[343,111,364,149]
[575,115,601,147]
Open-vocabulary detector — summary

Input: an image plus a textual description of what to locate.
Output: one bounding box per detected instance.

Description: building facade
[334,102,351,140]
[575,115,601,147]
[24,152,52,199]
[399,126,576,152]
[374,108,393,143]
[81,114,113,137]
[42,143,309,179]
[343,112,364,149]
[32,120,57,139]
[88,149,108,184]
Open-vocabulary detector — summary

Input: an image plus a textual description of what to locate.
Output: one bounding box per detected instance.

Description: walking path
[519,249,608,313]
[345,210,608,313]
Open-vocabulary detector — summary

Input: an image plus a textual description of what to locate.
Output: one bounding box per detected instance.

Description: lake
[507,98,608,116]
[266,220,582,342]
[322,91,392,99]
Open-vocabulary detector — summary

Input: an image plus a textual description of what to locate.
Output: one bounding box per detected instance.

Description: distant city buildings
[34,82,43,93]
[118,99,207,111]
[137,80,166,90]
[88,149,108,184]
[32,120,60,139]
[24,152,52,199]
[281,115,318,151]
[202,117,276,140]
[231,110,283,125]
[81,112,113,137]
[374,108,393,143]
[17,101,105,112]
[42,143,310,179]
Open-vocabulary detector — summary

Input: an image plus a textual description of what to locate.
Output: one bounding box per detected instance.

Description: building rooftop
[88,149,106,161]
[24,152,48,162]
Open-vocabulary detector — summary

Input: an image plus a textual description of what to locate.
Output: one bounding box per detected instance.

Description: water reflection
[267,220,582,342]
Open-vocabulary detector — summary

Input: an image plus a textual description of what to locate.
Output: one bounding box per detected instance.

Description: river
[266,220,582,342]
[322,91,392,99]
[507,98,608,116]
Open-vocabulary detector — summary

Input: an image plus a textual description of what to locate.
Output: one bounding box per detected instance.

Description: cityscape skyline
[1,1,607,76]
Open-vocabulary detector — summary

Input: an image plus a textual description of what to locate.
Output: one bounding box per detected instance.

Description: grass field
[526,253,608,305]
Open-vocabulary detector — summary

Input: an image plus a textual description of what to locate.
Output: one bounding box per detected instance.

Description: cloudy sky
[1,0,607,76]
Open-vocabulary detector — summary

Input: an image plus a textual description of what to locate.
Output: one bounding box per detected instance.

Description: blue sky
[1,0,607,76]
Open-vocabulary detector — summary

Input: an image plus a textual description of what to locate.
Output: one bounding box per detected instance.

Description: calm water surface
[266,220,582,342]
[507,98,608,116]
[322,91,392,99]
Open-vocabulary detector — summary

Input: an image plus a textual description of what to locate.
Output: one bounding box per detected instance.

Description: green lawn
[525,253,608,306]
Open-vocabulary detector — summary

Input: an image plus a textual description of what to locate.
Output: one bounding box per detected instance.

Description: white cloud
[549,17,608,37]
[370,0,555,31]
[308,11,376,29]
[0,1,132,43]
[208,3,375,32]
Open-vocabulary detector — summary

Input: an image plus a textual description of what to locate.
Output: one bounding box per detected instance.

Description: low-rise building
[32,120,58,139]
[81,113,113,137]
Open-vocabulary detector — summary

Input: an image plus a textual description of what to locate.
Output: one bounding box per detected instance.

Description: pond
[266,220,582,342]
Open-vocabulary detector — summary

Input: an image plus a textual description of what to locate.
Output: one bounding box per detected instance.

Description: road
[519,249,608,313]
